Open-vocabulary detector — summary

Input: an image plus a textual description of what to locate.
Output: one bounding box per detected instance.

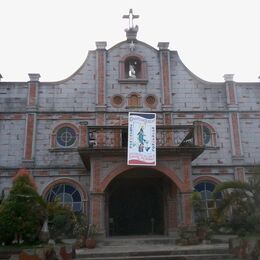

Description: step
[76,243,232,259]
[99,236,177,247]
[76,253,234,260]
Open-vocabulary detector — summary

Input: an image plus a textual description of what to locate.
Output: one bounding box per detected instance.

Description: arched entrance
[105,168,177,236]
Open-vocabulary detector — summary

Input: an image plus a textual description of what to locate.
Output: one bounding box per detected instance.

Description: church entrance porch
[105,168,178,236]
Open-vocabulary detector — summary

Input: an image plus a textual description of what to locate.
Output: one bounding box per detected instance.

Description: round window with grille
[56,127,77,147]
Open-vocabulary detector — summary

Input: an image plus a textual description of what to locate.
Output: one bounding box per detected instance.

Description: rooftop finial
[122,9,140,41]
[123,9,139,30]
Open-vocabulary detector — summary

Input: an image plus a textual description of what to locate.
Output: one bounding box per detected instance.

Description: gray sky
[1,0,260,82]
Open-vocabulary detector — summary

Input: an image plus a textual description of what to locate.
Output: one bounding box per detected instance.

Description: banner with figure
[127,112,156,166]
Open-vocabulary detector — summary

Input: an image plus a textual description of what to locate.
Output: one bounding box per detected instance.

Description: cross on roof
[122,9,139,29]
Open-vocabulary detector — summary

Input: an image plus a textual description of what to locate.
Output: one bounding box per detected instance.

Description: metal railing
[85,125,194,149]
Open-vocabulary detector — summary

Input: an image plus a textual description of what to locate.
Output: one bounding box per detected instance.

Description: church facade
[1,11,260,237]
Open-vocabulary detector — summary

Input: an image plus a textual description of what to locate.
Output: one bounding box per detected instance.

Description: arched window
[46,183,83,212]
[203,126,211,145]
[125,57,141,79]
[201,123,217,147]
[119,54,148,84]
[51,123,79,149]
[194,181,222,218]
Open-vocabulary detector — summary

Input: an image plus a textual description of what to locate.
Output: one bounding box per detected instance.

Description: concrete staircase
[76,236,235,259]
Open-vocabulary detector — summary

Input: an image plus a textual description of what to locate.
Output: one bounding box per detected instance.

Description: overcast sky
[1,0,260,82]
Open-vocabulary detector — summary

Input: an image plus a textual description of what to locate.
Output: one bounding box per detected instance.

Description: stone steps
[76,255,234,260]
[76,251,234,260]
[76,238,235,260]
[98,236,177,247]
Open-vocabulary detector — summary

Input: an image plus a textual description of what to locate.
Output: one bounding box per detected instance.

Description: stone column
[79,121,88,148]
[234,167,246,182]
[166,183,178,235]
[89,158,106,237]
[158,43,174,144]
[181,158,193,226]
[23,74,40,166]
[193,121,204,147]
[95,42,106,147]
[158,42,172,110]
[90,192,106,238]
[95,41,107,112]
[224,74,244,161]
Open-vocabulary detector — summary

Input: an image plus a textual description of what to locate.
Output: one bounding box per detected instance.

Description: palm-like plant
[212,168,260,236]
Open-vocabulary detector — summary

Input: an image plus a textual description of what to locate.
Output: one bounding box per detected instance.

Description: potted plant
[191,191,212,243]
[85,224,97,249]
[72,213,88,248]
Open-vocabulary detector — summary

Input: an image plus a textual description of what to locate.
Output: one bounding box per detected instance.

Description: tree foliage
[47,201,75,241]
[0,173,45,244]
[191,191,208,226]
[212,168,260,236]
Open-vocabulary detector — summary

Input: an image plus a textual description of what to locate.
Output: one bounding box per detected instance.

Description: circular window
[46,183,83,212]
[56,127,77,147]
[112,95,124,107]
[145,95,157,108]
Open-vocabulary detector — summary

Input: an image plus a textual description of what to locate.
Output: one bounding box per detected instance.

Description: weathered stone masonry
[1,13,260,236]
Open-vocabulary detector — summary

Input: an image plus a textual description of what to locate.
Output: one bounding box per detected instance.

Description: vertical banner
[127,112,156,166]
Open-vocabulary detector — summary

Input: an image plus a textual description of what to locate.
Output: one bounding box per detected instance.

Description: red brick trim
[92,160,101,191]
[97,50,106,105]
[234,167,245,182]
[229,113,243,157]
[194,121,217,147]
[95,114,105,147]
[41,178,88,213]
[0,114,24,120]
[226,82,237,105]
[27,82,38,107]
[193,121,204,146]
[24,113,36,160]
[42,178,87,198]
[79,124,87,148]
[193,176,221,186]
[98,163,187,193]
[37,114,95,120]
[182,194,193,225]
[91,195,102,227]
[160,51,171,106]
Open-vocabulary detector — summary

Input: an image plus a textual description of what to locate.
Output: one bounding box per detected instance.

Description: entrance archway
[105,168,176,236]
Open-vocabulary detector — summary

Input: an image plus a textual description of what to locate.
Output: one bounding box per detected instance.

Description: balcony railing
[78,122,205,169]
[84,125,196,149]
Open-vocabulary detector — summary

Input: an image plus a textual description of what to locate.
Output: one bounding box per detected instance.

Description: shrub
[213,167,260,236]
[0,172,45,244]
[48,203,75,241]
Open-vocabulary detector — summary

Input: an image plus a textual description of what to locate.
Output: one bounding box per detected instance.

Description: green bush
[48,204,75,241]
[0,174,45,244]
[213,167,260,236]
